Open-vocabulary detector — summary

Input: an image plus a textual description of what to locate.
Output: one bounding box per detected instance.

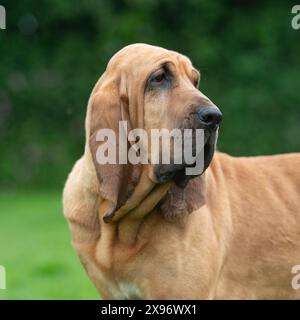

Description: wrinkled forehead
[106,44,195,77]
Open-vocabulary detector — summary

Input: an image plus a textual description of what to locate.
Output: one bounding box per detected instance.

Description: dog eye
[193,76,200,88]
[151,72,166,84]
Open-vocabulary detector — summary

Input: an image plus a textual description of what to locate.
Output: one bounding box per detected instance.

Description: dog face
[142,49,222,187]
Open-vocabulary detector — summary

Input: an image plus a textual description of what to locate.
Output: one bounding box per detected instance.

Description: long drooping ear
[88,75,142,221]
[159,173,207,220]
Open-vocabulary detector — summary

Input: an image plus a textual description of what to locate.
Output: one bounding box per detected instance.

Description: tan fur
[63,44,300,299]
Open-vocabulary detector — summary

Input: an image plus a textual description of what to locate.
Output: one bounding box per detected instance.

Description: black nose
[197,106,222,130]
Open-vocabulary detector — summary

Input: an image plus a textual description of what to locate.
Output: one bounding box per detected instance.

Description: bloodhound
[63,44,300,299]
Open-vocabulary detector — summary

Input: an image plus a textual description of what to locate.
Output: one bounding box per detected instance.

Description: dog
[63,43,300,299]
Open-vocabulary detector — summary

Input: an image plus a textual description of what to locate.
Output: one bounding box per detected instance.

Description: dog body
[63,44,300,299]
[64,151,300,299]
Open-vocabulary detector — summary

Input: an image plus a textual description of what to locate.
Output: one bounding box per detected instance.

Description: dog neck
[99,181,173,245]
[99,176,208,246]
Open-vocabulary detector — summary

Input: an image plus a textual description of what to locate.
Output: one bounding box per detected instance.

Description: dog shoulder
[63,156,101,231]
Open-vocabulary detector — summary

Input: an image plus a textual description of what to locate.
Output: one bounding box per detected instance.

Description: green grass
[0,191,99,299]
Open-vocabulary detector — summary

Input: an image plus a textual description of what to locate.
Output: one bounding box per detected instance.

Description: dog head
[86,44,221,222]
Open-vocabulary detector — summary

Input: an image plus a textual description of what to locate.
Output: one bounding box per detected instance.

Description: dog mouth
[154,131,217,188]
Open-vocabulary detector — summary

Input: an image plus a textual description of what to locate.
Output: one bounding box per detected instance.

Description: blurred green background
[0,0,299,299]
